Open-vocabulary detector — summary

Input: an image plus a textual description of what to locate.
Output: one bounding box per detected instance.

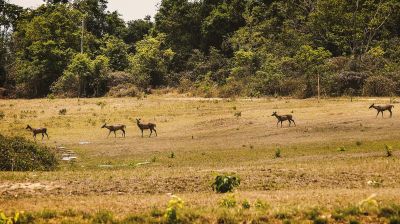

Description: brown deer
[369,104,394,118]
[271,112,296,128]
[136,118,157,137]
[26,125,49,140]
[101,123,126,138]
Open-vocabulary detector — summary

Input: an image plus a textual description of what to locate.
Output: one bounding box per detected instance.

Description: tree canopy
[0,0,399,98]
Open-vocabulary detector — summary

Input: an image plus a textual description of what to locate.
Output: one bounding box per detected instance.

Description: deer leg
[33,133,36,140]
[292,120,296,126]
[107,131,111,137]
[149,129,152,137]
[376,111,380,118]
[45,132,49,139]
[114,131,117,138]
[154,128,157,137]
[276,121,279,127]
[288,120,291,127]
[281,121,283,128]
[389,110,393,118]
[141,130,144,138]
[382,111,384,118]
[122,130,125,137]
[42,133,44,140]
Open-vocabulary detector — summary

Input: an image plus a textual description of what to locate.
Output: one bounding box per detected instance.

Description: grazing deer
[101,123,126,138]
[271,112,296,128]
[26,125,49,140]
[136,118,157,137]
[369,104,394,118]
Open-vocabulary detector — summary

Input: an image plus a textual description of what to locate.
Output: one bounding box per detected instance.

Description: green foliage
[385,145,393,157]
[0,111,4,120]
[212,173,240,193]
[0,211,20,224]
[0,134,58,171]
[165,196,184,224]
[241,200,251,209]
[275,148,281,158]
[363,76,395,96]
[127,34,175,88]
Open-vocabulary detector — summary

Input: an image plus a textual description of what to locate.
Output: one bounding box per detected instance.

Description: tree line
[0,0,399,98]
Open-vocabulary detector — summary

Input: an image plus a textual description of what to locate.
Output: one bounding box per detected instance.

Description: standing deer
[369,104,394,118]
[26,125,49,140]
[271,112,296,128]
[136,118,157,137]
[101,123,126,138]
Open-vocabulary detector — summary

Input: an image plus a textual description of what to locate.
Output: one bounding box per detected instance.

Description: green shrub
[241,200,251,209]
[0,135,58,171]
[212,174,240,193]
[0,111,5,120]
[0,211,20,223]
[363,75,395,96]
[275,148,281,158]
[385,145,393,157]
[165,196,184,224]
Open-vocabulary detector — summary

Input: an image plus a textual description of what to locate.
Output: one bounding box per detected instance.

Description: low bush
[0,134,58,171]
[107,83,140,98]
[212,174,240,193]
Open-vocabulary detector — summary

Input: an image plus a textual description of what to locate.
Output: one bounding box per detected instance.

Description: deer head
[369,104,375,109]
[26,125,31,130]
[136,118,141,123]
[101,123,107,128]
[271,112,277,116]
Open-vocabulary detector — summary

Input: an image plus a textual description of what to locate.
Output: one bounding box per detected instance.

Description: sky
[8,0,161,21]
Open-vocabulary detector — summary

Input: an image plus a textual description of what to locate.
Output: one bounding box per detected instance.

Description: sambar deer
[101,123,126,138]
[369,104,394,118]
[26,125,49,140]
[136,118,157,137]
[271,112,296,128]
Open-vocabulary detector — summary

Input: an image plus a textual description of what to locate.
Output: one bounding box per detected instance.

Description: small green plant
[356,141,362,146]
[337,146,346,152]
[349,220,361,224]
[219,194,237,208]
[275,148,281,158]
[169,152,175,159]
[165,196,184,224]
[385,145,393,157]
[58,108,67,115]
[241,200,251,209]
[151,156,157,163]
[0,211,20,223]
[0,111,5,120]
[212,174,240,193]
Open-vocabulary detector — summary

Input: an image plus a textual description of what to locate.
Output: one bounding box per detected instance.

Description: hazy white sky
[9,0,161,21]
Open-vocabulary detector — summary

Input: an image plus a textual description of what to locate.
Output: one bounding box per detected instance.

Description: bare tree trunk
[317,74,320,103]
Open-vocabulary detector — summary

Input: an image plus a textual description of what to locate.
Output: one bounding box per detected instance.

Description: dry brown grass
[0,96,400,221]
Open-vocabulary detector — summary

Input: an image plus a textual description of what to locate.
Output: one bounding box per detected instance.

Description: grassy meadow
[1,95,400,223]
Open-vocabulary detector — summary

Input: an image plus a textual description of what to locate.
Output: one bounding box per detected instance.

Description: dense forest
[0,0,399,98]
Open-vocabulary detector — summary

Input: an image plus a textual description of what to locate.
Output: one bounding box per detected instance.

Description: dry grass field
[1,95,400,223]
